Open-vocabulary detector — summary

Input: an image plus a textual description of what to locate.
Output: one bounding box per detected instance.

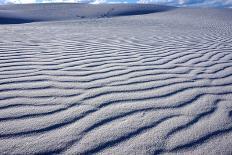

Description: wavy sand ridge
[0,5,232,154]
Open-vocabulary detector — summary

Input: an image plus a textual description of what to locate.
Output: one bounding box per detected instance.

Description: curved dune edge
[0,7,232,155]
[0,3,174,24]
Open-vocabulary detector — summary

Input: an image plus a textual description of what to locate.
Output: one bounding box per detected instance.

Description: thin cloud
[137,0,232,7]
[1,0,232,8]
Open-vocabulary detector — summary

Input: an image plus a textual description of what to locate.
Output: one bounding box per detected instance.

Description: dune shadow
[111,6,174,17]
[0,17,36,24]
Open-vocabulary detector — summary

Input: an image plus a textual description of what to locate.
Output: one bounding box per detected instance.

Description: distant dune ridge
[0,3,173,24]
[0,3,232,155]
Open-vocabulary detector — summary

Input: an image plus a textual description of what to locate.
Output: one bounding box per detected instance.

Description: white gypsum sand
[0,3,232,155]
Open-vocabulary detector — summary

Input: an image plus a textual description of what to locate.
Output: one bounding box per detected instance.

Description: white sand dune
[0,3,172,24]
[0,4,232,155]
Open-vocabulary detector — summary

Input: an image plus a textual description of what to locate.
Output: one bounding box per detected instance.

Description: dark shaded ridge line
[0,71,190,87]
[0,58,231,76]
[0,91,224,138]
[166,105,218,137]
[0,91,217,122]
[0,92,82,101]
[83,82,232,103]
[0,109,97,138]
[1,81,232,101]
[63,103,218,153]
[0,107,164,138]
[170,127,232,152]
[110,69,232,86]
[0,77,188,93]
[94,88,232,109]
[0,66,190,82]
[0,106,68,122]
[0,92,222,122]
[83,80,194,101]
[1,61,230,82]
[82,107,156,134]
[64,115,179,155]
[0,55,143,69]
[1,84,232,109]
[0,85,85,93]
[0,103,62,110]
[55,107,166,154]
[108,76,187,86]
[2,48,222,68]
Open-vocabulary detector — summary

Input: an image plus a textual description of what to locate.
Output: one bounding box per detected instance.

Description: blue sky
[1,0,232,8]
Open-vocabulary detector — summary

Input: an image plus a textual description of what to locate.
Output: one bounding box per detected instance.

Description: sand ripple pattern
[0,8,232,155]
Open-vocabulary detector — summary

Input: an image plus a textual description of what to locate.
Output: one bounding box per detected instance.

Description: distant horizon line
[1,2,232,9]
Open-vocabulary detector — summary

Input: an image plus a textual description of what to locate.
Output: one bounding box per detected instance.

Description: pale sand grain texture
[0,4,232,155]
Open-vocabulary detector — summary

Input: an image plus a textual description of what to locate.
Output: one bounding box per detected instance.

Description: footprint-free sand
[0,4,232,154]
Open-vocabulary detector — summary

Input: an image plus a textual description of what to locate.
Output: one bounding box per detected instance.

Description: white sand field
[0,4,232,155]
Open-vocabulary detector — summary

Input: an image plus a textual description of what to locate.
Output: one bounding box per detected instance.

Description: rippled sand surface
[0,4,232,154]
